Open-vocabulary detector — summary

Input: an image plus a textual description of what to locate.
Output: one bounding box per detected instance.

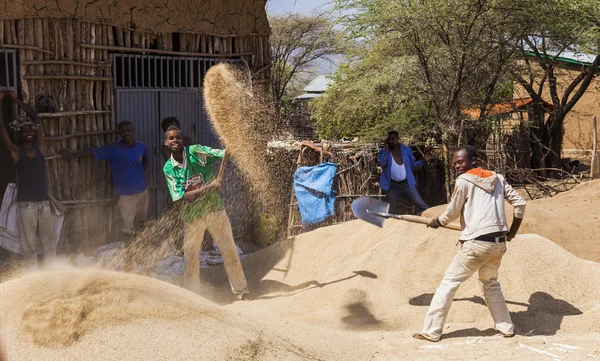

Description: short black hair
[161,117,180,132]
[164,125,181,139]
[457,145,477,159]
[387,130,399,137]
[117,120,133,131]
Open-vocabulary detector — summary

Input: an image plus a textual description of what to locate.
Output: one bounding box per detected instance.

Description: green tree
[319,0,600,184]
[269,12,343,108]
[323,0,521,198]
[312,57,432,142]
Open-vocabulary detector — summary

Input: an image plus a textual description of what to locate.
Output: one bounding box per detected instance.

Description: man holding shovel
[162,126,250,300]
[413,145,526,342]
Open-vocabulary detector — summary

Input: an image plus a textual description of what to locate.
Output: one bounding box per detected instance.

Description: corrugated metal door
[159,90,220,148]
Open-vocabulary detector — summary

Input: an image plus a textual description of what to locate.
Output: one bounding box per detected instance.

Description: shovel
[351,197,461,231]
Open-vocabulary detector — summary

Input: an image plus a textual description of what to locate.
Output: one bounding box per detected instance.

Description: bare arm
[0,93,19,164]
[7,91,43,146]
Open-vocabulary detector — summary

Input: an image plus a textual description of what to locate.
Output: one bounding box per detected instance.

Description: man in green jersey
[163,126,249,299]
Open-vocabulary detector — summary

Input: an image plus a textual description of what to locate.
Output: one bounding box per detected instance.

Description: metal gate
[0,49,17,91]
[0,49,18,117]
[113,54,231,219]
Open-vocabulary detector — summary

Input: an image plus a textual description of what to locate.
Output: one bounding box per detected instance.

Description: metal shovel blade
[351,197,391,228]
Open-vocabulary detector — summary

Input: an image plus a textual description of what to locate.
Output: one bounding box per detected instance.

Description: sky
[266,0,333,14]
[267,0,342,75]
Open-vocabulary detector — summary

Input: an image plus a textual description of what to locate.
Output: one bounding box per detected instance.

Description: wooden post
[592,115,598,180]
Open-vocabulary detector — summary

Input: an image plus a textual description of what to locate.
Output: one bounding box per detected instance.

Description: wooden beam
[61,198,117,205]
[23,60,112,67]
[0,43,52,54]
[79,43,254,58]
[38,110,110,118]
[24,75,113,81]
[43,129,118,141]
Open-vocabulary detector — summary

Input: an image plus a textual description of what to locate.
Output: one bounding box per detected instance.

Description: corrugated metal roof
[522,38,597,66]
[524,50,595,66]
[302,75,333,93]
[295,93,321,100]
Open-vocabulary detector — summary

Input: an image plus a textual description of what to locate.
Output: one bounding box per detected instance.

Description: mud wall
[0,0,270,36]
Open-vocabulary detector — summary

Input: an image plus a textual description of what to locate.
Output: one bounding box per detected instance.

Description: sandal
[497,330,515,338]
[412,333,439,342]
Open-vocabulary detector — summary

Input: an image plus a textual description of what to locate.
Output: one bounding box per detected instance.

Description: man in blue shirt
[378,130,431,214]
[61,121,148,235]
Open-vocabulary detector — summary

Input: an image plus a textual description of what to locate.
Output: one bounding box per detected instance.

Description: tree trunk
[441,138,453,202]
[545,121,564,170]
[528,103,548,174]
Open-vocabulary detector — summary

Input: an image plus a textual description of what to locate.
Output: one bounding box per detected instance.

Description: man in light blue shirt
[378,130,431,214]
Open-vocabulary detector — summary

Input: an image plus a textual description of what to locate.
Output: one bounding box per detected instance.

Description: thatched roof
[1,0,270,35]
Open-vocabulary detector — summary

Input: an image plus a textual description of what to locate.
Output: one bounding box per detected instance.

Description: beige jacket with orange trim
[438,168,526,241]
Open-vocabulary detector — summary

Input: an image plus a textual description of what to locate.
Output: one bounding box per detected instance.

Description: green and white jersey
[163,145,224,223]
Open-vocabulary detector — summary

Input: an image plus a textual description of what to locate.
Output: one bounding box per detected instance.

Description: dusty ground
[1,213,599,360]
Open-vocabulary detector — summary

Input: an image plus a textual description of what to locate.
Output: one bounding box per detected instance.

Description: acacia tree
[325,0,600,181]
[330,0,523,198]
[269,12,343,109]
[510,0,600,170]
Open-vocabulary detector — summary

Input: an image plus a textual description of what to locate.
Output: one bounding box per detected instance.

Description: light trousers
[421,240,514,340]
[118,189,149,235]
[18,200,55,265]
[183,209,248,295]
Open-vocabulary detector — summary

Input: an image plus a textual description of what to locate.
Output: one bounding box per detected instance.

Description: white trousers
[420,240,514,340]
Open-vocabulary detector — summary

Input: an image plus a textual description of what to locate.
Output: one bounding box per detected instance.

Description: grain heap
[1,217,599,360]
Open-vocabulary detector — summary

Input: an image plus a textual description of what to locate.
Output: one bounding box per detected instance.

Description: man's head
[118,121,135,144]
[161,117,180,132]
[385,130,400,148]
[164,126,183,153]
[453,145,478,175]
[9,116,37,143]
[19,124,36,143]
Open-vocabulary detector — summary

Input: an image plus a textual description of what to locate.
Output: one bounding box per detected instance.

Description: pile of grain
[239,220,600,336]
[0,268,351,361]
[1,216,599,360]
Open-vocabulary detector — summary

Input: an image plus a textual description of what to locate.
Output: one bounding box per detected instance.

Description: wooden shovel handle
[400,214,462,231]
[216,149,231,183]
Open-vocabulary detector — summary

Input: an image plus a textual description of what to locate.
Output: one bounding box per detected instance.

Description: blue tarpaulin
[293,162,337,225]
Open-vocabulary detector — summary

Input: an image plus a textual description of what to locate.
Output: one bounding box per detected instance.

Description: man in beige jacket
[413,145,526,342]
